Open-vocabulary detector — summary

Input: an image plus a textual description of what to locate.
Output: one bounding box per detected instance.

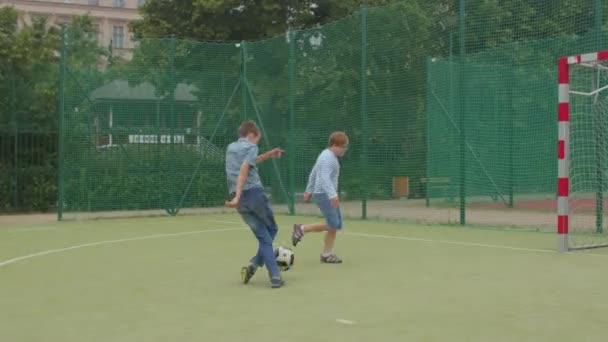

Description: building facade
[0,0,143,59]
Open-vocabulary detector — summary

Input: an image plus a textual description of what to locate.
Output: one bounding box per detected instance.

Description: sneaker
[241,264,256,284]
[320,254,343,264]
[292,224,304,246]
[270,277,285,288]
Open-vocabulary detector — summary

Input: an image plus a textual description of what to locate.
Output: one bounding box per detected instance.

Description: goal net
[558,51,608,251]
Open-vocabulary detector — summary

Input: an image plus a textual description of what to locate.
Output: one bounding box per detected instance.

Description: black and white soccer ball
[274,246,295,271]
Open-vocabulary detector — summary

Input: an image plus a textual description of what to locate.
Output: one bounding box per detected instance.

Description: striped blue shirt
[305,149,340,198]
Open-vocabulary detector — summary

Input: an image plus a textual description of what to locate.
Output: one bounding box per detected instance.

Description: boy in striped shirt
[291,131,349,264]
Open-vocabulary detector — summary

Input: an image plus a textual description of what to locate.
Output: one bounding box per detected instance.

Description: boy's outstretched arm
[256,147,283,164]
[225,162,250,208]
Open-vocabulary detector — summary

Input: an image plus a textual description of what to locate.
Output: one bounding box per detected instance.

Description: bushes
[62,144,227,212]
[0,131,58,212]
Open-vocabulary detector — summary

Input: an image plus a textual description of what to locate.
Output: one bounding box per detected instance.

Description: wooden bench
[420,177,453,207]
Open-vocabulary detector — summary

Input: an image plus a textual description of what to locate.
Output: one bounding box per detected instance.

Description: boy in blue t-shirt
[225,121,284,288]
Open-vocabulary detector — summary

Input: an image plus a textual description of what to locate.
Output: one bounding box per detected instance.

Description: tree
[0,8,107,129]
[130,0,396,42]
[0,7,59,129]
[0,7,109,211]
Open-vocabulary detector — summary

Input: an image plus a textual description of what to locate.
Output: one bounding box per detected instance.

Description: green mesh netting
[567,58,608,248]
[57,0,608,245]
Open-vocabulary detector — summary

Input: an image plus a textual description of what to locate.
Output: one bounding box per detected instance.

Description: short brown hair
[328,131,349,147]
[238,120,260,138]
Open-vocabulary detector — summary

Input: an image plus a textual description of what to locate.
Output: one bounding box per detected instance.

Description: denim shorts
[313,193,343,229]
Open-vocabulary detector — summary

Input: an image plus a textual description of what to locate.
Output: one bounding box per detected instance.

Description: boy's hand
[303,192,312,202]
[330,196,340,208]
[224,197,240,208]
[269,148,284,159]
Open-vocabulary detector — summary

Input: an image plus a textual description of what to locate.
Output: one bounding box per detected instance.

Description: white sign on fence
[128,134,185,144]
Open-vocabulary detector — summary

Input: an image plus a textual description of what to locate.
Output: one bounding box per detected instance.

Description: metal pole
[508,69,515,208]
[10,63,18,208]
[57,26,67,221]
[167,35,177,216]
[360,0,369,219]
[594,0,604,233]
[458,0,466,225]
[595,0,603,50]
[288,29,296,215]
[241,41,248,122]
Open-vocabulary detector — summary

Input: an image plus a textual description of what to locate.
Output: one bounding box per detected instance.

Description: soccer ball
[274,246,295,271]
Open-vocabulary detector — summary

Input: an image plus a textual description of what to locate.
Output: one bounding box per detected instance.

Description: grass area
[1,214,607,341]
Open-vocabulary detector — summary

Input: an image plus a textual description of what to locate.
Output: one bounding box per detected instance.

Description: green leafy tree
[0,7,108,211]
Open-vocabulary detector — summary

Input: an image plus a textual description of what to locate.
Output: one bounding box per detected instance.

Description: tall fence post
[594,0,604,233]
[288,29,296,215]
[595,0,603,50]
[241,41,248,122]
[167,35,177,216]
[57,26,67,221]
[360,0,369,219]
[458,0,466,225]
[508,69,515,208]
[10,63,18,209]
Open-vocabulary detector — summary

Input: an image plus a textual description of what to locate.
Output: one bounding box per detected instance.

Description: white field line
[3,220,608,268]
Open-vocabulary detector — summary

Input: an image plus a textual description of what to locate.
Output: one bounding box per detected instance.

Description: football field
[2,214,608,341]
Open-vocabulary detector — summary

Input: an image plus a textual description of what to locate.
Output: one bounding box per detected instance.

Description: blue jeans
[237,188,280,278]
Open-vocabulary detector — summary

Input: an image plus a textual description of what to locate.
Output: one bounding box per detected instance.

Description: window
[112,26,124,49]
[88,0,99,5]
[138,0,146,7]
[91,24,100,42]
[113,0,124,8]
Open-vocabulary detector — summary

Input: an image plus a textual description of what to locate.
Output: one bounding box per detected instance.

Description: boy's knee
[258,237,274,247]
[240,214,258,231]
[254,227,274,246]
[268,225,278,237]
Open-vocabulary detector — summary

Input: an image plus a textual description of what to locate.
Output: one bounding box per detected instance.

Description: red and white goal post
[558,50,608,251]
